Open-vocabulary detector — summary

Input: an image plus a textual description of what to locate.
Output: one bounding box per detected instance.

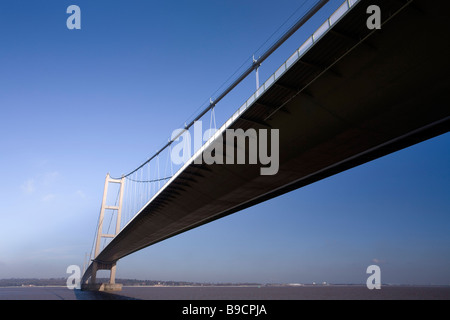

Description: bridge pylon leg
[82,173,124,292]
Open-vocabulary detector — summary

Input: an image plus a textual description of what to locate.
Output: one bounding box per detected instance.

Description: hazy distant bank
[2,278,450,288]
[0,278,264,288]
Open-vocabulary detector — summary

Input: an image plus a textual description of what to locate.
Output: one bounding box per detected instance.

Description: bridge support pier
[81,261,123,292]
[81,173,125,292]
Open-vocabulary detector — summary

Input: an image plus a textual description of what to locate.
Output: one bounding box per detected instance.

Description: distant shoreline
[1,278,449,289]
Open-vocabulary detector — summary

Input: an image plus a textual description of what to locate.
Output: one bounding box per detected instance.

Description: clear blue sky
[0,0,449,285]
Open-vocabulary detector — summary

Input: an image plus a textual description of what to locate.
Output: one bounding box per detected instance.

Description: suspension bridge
[81,0,450,291]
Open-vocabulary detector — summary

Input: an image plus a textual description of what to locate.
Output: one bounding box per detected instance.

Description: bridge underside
[83,0,450,282]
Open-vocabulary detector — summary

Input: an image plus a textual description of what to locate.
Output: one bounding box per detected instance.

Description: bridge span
[82,0,450,289]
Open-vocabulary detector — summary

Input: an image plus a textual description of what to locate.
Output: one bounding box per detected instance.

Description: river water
[1,285,450,300]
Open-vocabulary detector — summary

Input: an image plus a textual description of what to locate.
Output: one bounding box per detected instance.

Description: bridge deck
[84,0,450,281]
